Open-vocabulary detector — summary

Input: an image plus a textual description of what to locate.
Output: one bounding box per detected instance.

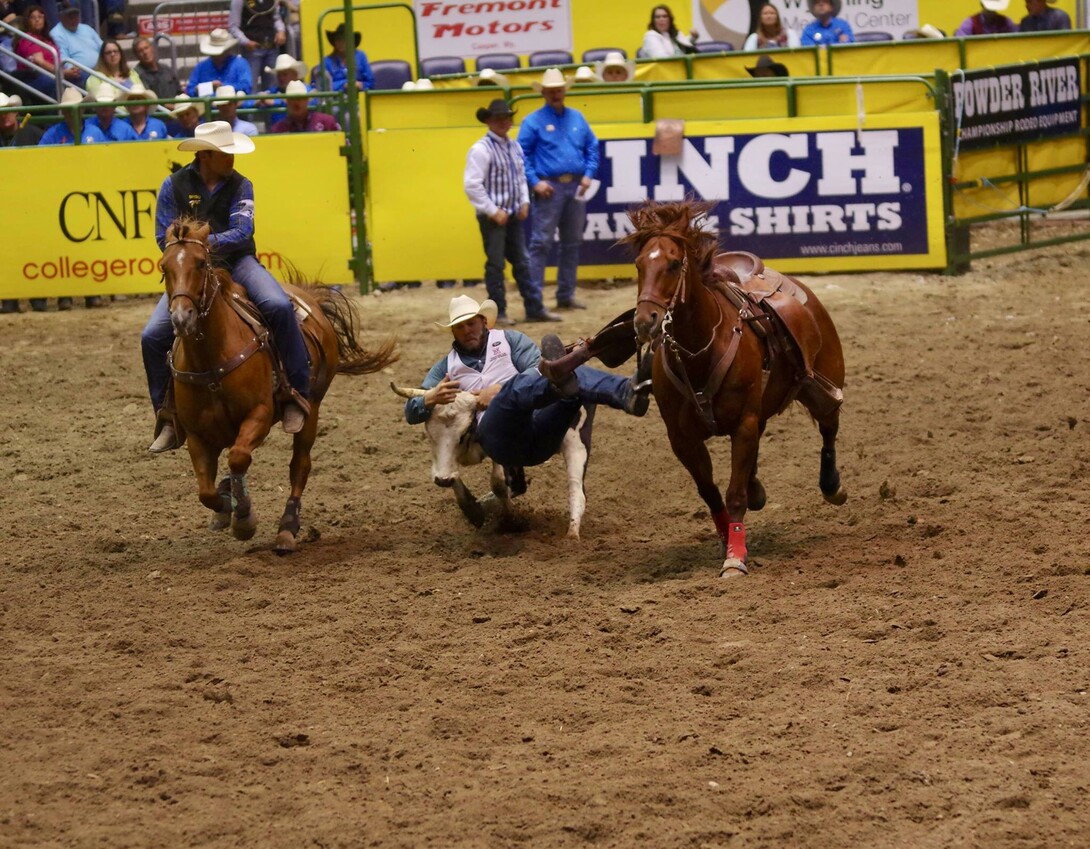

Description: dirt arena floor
[3,230,1090,848]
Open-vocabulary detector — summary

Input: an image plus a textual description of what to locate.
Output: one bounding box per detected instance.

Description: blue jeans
[244,45,281,93]
[476,213,542,318]
[527,179,587,307]
[476,366,629,468]
[141,254,310,411]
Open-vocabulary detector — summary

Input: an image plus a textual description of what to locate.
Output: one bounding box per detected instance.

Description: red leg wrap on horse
[712,508,731,543]
[728,522,747,562]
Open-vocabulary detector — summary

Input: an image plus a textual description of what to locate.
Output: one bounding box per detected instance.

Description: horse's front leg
[664,420,727,564]
[227,410,272,541]
[720,410,761,577]
[277,406,319,554]
[187,436,231,529]
[560,414,591,540]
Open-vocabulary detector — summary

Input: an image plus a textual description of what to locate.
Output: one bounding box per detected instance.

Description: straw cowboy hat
[475,97,515,123]
[283,79,308,97]
[325,22,362,47]
[573,65,601,83]
[265,53,308,79]
[532,67,569,92]
[122,85,152,102]
[435,295,498,329]
[0,92,22,108]
[980,0,1009,10]
[177,120,256,154]
[92,87,120,103]
[60,86,84,105]
[200,28,239,56]
[414,78,434,90]
[474,67,510,88]
[169,95,204,118]
[595,51,636,81]
[212,84,245,104]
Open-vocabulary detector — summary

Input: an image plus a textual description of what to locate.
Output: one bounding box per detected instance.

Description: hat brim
[325,30,362,47]
[746,62,789,77]
[980,0,1009,10]
[531,80,570,92]
[177,132,255,154]
[170,102,204,117]
[435,299,498,329]
[200,37,239,56]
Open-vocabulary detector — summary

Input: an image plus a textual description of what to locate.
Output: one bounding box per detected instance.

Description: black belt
[547,173,579,183]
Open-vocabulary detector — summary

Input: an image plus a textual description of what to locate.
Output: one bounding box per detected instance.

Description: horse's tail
[314,286,399,376]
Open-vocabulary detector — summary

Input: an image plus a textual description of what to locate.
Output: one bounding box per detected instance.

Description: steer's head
[391,383,486,486]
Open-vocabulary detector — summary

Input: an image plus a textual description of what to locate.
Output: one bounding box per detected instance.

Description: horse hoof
[274,530,297,555]
[460,502,487,528]
[232,514,257,540]
[719,557,749,578]
[823,486,848,506]
[209,511,231,531]
[748,479,767,511]
[567,524,581,540]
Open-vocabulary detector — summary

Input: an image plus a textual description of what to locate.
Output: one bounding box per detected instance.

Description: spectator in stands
[518,67,599,318]
[186,28,253,97]
[85,88,139,140]
[167,96,202,138]
[746,54,789,76]
[322,22,374,92]
[801,0,854,44]
[596,51,635,82]
[228,0,286,93]
[1019,0,1070,30]
[213,84,258,136]
[744,3,801,49]
[1,0,17,24]
[955,0,1017,34]
[49,0,100,83]
[642,5,699,58]
[15,4,77,99]
[474,67,509,89]
[39,84,103,144]
[255,52,309,120]
[571,65,600,84]
[86,39,142,100]
[269,79,339,133]
[132,37,182,99]
[0,93,43,147]
[122,86,168,139]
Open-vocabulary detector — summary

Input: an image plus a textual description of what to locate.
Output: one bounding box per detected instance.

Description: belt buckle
[556,174,573,184]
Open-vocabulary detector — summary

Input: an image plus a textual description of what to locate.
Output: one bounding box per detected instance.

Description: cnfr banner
[0,134,350,300]
[416,0,573,61]
[951,58,1082,150]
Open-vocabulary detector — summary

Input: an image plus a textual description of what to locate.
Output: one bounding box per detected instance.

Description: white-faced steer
[390,383,596,538]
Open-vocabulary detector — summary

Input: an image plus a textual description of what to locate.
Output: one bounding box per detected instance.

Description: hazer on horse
[624,199,847,577]
[157,216,397,552]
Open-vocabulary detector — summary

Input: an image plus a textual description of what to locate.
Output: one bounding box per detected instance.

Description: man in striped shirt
[464,98,561,326]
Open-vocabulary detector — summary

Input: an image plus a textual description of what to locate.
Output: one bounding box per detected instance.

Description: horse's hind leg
[748,421,767,511]
[276,409,318,554]
[817,410,847,506]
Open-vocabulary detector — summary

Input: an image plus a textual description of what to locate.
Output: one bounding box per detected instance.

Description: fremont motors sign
[415,0,572,60]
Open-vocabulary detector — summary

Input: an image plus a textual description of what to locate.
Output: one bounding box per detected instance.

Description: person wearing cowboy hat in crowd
[0,93,43,148]
[186,28,253,98]
[84,87,139,141]
[167,96,203,138]
[132,37,182,100]
[474,67,509,89]
[517,68,599,315]
[955,0,1017,33]
[801,0,854,44]
[322,22,374,93]
[464,98,540,326]
[571,65,601,84]
[596,51,636,83]
[213,84,258,136]
[142,121,312,452]
[256,53,312,123]
[39,85,107,145]
[227,0,286,93]
[1019,0,1071,30]
[403,296,652,467]
[746,54,789,78]
[121,85,168,140]
[269,80,340,133]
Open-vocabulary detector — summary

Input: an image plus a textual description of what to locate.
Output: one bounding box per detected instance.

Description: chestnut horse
[625,200,846,577]
[160,218,397,553]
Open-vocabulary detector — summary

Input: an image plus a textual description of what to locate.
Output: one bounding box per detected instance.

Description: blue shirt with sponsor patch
[38,120,108,146]
[517,102,599,187]
[126,116,170,140]
[154,167,256,255]
[85,115,140,142]
[801,16,854,45]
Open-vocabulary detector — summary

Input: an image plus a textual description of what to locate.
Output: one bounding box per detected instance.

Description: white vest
[446,329,519,394]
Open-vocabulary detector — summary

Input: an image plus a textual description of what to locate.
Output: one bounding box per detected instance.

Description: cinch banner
[951,58,1082,150]
[552,127,930,266]
[415,0,573,61]
[0,134,350,300]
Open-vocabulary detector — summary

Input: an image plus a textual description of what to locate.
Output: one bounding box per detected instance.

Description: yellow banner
[0,134,350,299]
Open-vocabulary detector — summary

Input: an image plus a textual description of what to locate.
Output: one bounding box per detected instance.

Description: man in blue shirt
[142,121,311,452]
[1019,0,1069,30]
[186,28,254,97]
[321,22,374,92]
[38,86,107,145]
[517,68,599,318]
[84,88,140,142]
[49,0,101,84]
[801,0,854,45]
[121,86,170,140]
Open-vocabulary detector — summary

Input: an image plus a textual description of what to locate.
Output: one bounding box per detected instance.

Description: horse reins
[163,237,221,320]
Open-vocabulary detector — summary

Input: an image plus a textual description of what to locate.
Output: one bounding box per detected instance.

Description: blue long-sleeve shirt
[800,16,854,45]
[155,165,256,254]
[517,102,599,187]
[322,50,374,92]
[186,54,254,96]
[39,120,107,145]
[404,330,540,424]
[85,115,140,142]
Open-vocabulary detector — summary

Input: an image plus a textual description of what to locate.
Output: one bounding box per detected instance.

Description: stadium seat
[420,56,466,77]
[529,50,573,67]
[582,48,626,63]
[694,41,734,53]
[370,60,413,90]
[854,31,894,41]
[476,53,520,71]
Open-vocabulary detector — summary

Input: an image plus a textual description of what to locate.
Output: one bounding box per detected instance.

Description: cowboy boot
[282,390,311,434]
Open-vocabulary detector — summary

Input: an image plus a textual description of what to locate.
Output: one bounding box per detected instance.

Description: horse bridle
[163,237,220,320]
[636,237,724,358]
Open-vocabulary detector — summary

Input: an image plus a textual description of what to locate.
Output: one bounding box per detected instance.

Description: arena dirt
[3,230,1090,848]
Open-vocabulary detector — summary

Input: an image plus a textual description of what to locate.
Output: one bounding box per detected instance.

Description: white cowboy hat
[177,120,256,154]
[980,0,1009,9]
[284,79,308,96]
[595,51,636,82]
[60,86,84,105]
[917,23,945,37]
[435,295,498,329]
[573,65,600,83]
[474,67,510,88]
[532,67,569,92]
[400,80,416,91]
[169,95,204,117]
[213,84,245,105]
[0,92,22,108]
[93,87,119,103]
[122,85,151,101]
[414,78,434,91]
[199,28,239,56]
[265,53,308,79]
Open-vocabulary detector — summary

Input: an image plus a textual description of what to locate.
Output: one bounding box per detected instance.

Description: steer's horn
[390,381,427,398]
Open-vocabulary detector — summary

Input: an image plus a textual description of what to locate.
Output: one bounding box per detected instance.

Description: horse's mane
[621,199,719,271]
